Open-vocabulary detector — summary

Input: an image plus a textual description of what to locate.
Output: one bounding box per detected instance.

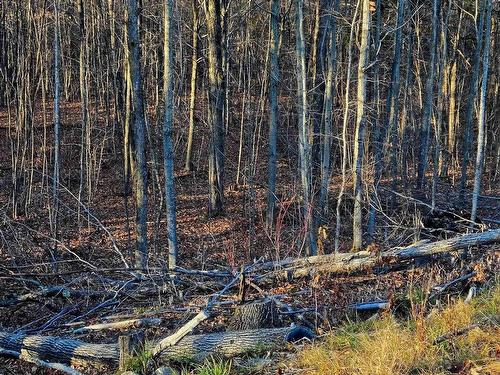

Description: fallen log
[0,330,119,367]
[0,326,313,369]
[254,229,500,281]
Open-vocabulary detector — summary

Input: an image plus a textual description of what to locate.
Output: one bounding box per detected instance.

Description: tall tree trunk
[185,0,199,172]
[296,0,317,256]
[51,0,61,268]
[266,0,280,230]
[335,0,360,252]
[352,0,370,252]
[318,0,339,221]
[203,0,225,216]
[128,0,148,269]
[163,0,178,270]
[416,0,440,190]
[471,0,492,223]
[459,0,486,199]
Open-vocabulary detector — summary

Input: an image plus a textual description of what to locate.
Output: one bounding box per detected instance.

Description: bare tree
[128,0,148,269]
[203,0,225,216]
[471,0,492,223]
[352,0,370,252]
[266,0,280,230]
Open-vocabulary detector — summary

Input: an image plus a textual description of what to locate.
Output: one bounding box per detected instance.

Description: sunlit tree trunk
[266,0,280,229]
[459,0,485,199]
[471,0,492,223]
[416,0,440,190]
[51,0,61,267]
[185,0,199,172]
[296,0,317,255]
[352,0,370,252]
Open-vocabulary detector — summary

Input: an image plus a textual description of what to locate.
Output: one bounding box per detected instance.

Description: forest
[0,0,499,374]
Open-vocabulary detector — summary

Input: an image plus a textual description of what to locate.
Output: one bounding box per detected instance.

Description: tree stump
[118,330,145,371]
[227,299,280,331]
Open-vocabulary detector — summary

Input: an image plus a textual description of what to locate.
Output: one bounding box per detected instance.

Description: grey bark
[204,0,225,216]
[296,0,317,255]
[163,0,178,270]
[0,326,313,367]
[352,0,370,251]
[416,0,441,189]
[128,0,148,268]
[459,0,486,198]
[266,0,280,229]
[318,0,339,221]
[471,0,492,223]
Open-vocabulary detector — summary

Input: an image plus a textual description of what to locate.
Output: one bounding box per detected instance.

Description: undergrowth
[297,283,500,375]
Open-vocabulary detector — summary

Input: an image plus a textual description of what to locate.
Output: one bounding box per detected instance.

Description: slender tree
[51,0,61,267]
[203,0,225,216]
[459,0,486,198]
[296,0,317,255]
[185,0,199,172]
[266,0,280,229]
[352,0,370,252]
[471,0,492,223]
[128,0,148,269]
[416,0,440,190]
[162,0,178,269]
[318,0,339,220]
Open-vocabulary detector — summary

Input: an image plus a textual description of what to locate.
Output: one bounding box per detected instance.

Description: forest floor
[0,102,499,374]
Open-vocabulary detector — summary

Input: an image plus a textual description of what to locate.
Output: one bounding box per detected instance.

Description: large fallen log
[0,326,313,368]
[254,229,500,281]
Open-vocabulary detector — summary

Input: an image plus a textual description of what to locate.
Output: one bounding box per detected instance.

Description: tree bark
[266,0,280,230]
[0,326,313,368]
[163,0,178,270]
[471,0,492,223]
[352,0,370,251]
[128,0,148,269]
[203,0,225,216]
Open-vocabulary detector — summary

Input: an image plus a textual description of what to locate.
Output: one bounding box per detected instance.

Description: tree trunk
[266,0,280,230]
[128,0,148,269]
[352,0,370,251]
[185,0,199,172]
[204,0,225,216]
[416,0,440,190]
[0,326,313,367]
[459,1,486,198]
[295,0,317,256]
[471,0,492,223]
[163,0,178,269]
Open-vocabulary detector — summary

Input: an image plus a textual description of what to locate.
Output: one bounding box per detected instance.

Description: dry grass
[296,284,500,375]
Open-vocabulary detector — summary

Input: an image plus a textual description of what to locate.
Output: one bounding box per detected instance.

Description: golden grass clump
[297,284,500,375]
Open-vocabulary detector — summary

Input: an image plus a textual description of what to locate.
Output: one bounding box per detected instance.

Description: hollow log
[0,326,313,368]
